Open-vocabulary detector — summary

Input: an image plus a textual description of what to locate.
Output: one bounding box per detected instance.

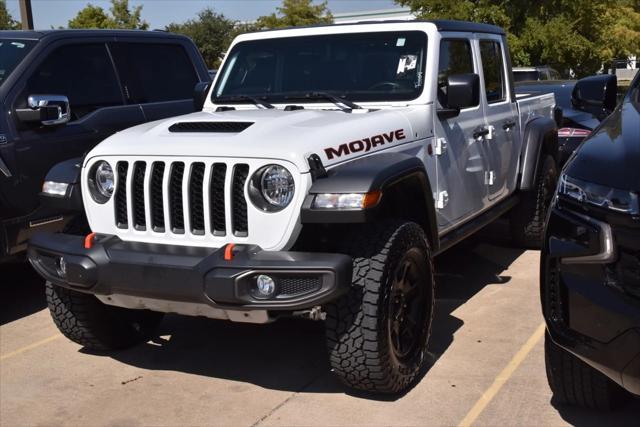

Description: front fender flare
[300,152,439,249]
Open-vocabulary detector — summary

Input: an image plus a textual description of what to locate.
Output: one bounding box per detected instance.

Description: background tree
[255,0,333,29]
[1,0,20,30]
[166,8,237,68]
[396,0,640,76]
[68,0,148,30]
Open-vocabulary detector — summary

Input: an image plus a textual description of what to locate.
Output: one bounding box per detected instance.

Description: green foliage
[166,0,333,68]
[255,0,333,29]
[165,8,237,68]
[68,0,148,30]
[397,0,640,76]
[0,0,20,30]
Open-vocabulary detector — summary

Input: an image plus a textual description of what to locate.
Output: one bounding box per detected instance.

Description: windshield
[0,39,36,86]
[213,31,427,104]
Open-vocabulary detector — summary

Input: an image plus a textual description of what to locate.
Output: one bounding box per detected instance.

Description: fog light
[256,275,276,297]
[56,257,67,278]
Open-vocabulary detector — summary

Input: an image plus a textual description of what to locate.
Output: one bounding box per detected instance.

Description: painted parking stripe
[0,334,61,361]
[458,322,546,427]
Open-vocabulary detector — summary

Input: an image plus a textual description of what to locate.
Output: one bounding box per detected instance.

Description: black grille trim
[114,162,129,229]
[168,122,254,133]
[209,163,227,236]
[132,161,147,231]
[231,164,249,237]
[169,162,185,234]
[189,162,206,235]
[150,162,165,232]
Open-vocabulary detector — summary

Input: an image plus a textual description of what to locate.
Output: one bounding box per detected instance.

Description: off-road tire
[325,221,435,394]
[511,155,558,248]
[545,332,627,411]
[46,281,163,351]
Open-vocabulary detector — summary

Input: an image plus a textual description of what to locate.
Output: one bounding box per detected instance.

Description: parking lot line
[458,322,546,427]
[0,334,61,361]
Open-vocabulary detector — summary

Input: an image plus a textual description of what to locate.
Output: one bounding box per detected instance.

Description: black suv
[0,30,210,261]
[542,72,639,409]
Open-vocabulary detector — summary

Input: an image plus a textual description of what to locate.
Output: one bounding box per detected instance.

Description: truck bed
[515,92,556,139]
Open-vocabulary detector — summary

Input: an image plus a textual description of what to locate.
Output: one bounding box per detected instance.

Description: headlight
[249,164,295,211]
[558,174,639,215]
[88,161,114,204]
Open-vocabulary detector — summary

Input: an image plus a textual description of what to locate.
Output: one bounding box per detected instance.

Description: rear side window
[438,39,475,107]
[109,43,198,103]
[479,40,507,103]
[26,43,122,120]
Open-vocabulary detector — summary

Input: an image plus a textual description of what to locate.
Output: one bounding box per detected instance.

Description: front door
[434,36,490,232]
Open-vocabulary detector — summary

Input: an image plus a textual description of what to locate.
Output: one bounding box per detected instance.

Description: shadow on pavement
[103,220,526,397]
[0,262,46,325]
[553,397,640,426]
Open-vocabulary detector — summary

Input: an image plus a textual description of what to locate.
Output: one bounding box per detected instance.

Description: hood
[566,93,640,191]
[86,108,423,172]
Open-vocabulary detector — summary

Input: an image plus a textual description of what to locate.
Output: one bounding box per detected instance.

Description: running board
[435,196,519,255]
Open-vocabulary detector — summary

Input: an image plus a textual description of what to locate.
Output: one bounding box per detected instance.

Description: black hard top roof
[0,29,187,40]
[253,19,505,36]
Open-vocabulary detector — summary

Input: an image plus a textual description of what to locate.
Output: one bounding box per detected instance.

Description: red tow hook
[84,232,97,249]
[224,243,236,261]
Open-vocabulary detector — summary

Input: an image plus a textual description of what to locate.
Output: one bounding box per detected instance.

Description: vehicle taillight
[558,127,592,138]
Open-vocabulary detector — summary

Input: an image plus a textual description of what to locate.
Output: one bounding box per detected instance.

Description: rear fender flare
[519,117,558,190]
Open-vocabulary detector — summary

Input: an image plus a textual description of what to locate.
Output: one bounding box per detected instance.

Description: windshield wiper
[215,95,275,109]
[285,92,362,111]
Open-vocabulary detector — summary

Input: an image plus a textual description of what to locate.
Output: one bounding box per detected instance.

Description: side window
[438,39,475,107]
[26,44,122,120]
[109,43,199,103]
[479,40,506,103]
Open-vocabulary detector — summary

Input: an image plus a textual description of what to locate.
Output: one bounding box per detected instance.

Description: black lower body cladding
[542,202,640,399]
[28,233,352,311]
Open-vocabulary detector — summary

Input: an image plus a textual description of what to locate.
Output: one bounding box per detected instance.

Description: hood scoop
[168,121,254,133]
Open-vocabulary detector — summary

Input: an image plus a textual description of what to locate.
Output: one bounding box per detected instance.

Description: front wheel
[325,221,435,394]
[46,281,164,351]
[545,332,627,410]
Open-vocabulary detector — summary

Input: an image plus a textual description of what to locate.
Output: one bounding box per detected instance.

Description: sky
[6,0,400,29]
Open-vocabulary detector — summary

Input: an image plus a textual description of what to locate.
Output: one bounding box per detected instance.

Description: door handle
[473,127,490,140]
[503,120,516,131]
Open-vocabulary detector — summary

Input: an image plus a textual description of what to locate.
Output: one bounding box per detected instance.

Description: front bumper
[28,233,352,319]
[542,200,640,395]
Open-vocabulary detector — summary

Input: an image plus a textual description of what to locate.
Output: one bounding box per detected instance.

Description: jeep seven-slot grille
[112,160,249,238]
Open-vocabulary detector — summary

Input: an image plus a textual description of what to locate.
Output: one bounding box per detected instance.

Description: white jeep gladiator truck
[29,20,559,394]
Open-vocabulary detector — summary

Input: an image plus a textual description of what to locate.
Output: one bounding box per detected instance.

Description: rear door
[478,36,519,201]
[8,41,145,215]
[434,36,489,232]
[108,42,202,121]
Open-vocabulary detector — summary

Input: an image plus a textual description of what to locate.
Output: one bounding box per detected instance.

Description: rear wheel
[511,154,558,248]
[545,332,627,410]
[325,221,435,394]
[46,281,163,351]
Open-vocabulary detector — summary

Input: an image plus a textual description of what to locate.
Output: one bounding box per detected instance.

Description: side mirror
[193,81,211,111]
[437,73,480,119]
[15,95,71,126]
[572,74,617,119]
